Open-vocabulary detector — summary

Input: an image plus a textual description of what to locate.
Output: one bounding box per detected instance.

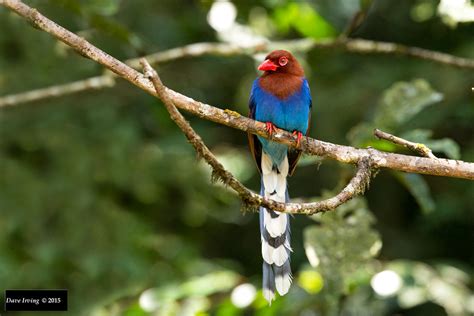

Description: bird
[248,50,312,303]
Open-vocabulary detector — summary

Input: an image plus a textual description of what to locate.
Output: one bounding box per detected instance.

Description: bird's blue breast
[252,79,311,132]
[251,78,311,166]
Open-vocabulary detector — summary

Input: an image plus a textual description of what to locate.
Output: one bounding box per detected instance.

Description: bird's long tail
[260,152,292,304]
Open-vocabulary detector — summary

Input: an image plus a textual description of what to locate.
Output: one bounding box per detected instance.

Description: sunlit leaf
[273,3,337,39]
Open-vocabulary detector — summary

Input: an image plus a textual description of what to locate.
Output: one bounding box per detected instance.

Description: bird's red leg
[265,122,276,137]
[292,131,303,147]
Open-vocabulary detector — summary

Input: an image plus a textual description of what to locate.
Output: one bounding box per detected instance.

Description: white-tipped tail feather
[274,261,292,296]
[263,208,287,237]
[260,152,292,304]
[272,245,289,266]
[261,153,288,238]
[262,262,276,303]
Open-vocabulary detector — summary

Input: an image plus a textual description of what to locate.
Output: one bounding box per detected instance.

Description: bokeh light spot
[371,270,402,297]
[231,283,256,308]
[207,0,237,32]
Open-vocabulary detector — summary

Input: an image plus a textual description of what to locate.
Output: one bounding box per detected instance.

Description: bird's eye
[279,57,288,66]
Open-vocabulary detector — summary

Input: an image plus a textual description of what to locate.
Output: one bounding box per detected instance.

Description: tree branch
[374,129,437,159]
[141,58,372,214]
[1,0,474,183]
[1,1,474,107]
[0,42,258,107]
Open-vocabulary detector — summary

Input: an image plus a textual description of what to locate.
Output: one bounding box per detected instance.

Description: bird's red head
[257,50,304,76]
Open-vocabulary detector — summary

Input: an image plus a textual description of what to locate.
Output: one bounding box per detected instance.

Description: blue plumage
[247,50,312,304]
[250,78,311,166]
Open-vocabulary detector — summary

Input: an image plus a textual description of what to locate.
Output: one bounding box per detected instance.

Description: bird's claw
[265,122,276,137]
[293,131,303,147]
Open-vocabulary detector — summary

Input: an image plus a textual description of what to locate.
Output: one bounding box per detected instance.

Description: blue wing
[248,78,312,175]
[288,79,312,174]
[248,80,263,173]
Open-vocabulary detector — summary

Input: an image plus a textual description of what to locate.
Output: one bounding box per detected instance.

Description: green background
[0,0,473,315]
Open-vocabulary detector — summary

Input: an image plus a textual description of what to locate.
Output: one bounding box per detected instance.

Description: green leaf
[393,172,435,214]
[373,79,443,130]
[347,80,443,147]
[347,125,398,150]
[273,3,337,39]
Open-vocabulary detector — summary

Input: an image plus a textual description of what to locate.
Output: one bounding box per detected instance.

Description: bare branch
[1,0,474,182]
[0,43,252,107]
[141,58,371,214]
[1,1,474,107]
[339,38,474,69]
[0,76,115,106]
[374,129,437,159]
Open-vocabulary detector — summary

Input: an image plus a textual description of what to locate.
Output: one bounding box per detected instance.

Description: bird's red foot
[293,131,303,147]
[265,122,276,137]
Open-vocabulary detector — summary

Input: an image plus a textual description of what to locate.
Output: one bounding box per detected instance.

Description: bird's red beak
[258,59,278,72]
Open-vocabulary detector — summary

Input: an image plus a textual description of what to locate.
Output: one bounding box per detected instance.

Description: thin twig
[0,75,115,106]
[342,11,367,38]
[141,58,371,214]
[1,0,474,181]
[140,58,255,203]
[0,42,253,107]
[374,129,437,159]
[1,2,474,107]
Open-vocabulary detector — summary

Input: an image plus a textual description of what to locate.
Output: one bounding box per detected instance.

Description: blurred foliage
[273,3,336,39]
[304,197,381,315]
[0,0,473,315]
[388,260,473,315]
[348,79,445,149]
[135,270,240,315]
[347,79,460,216]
